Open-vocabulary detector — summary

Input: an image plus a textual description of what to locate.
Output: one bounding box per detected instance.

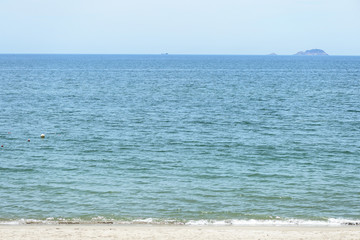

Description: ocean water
[0,54,359,225]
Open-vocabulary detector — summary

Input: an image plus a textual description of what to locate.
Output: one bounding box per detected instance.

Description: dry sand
[0,225,359,240]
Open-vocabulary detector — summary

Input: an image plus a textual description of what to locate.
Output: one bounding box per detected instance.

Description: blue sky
[0,0,359,55]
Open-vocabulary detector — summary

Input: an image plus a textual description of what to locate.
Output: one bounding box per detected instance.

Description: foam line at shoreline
[1,217,359,226]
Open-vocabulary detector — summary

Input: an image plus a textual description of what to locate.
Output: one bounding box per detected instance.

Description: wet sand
[0,225,359,240]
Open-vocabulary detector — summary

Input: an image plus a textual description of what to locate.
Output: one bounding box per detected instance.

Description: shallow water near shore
[0,54,359,225]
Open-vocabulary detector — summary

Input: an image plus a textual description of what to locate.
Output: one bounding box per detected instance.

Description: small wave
[0,167,36,173]
[1,217,359,226]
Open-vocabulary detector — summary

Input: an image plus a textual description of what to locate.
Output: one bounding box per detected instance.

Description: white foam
[185,218,360,226]
[1,217,359,226]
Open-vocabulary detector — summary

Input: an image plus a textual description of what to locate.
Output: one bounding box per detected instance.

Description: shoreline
[1,225,359,240]
[1,217,360,227]
[1,217,359,226]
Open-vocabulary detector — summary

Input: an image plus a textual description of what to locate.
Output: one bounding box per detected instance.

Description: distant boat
[161,53,169,55]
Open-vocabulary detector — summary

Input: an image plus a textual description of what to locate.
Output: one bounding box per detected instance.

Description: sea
[0,54,359,226]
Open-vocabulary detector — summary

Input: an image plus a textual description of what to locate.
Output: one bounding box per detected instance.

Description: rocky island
[294,49,328,56]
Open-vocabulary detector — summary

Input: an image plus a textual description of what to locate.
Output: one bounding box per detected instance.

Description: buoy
[1,145,3,147]
[28,139,31,142]
[41,134,45,138]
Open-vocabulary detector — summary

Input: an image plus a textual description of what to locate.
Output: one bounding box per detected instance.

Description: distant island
[294,49,328,56]
[268,53,277,56]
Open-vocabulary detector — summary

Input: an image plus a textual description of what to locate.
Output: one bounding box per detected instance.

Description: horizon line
[0,53,359,56]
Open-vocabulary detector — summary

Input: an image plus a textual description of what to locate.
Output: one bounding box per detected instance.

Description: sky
[0,0,359,55]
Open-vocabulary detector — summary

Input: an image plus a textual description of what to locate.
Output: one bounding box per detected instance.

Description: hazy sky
[0,0,359,55]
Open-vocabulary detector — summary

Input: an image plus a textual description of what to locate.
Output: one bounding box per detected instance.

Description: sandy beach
[0,225,359,240]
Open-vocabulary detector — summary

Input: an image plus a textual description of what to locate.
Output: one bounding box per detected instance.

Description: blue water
[0,54,359,225]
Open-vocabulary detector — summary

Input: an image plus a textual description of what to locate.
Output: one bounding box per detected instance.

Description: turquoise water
[0,55,359,225]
